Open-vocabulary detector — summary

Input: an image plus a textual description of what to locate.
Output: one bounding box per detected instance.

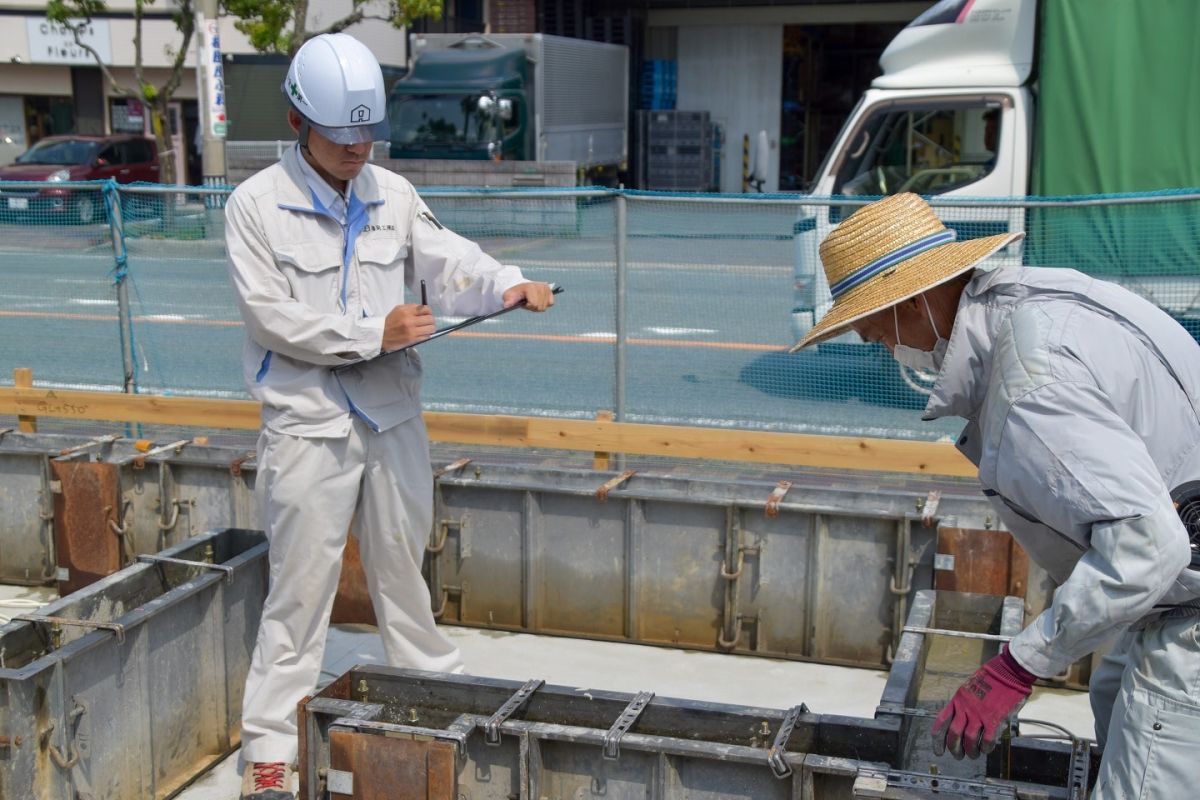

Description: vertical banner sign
[195,14,227,138]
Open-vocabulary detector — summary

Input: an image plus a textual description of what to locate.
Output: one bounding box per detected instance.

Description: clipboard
[333,284,563,374]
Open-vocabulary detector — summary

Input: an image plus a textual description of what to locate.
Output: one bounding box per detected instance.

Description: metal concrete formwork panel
[426,464,1001,669]
[0,528,267,800]
[1,432,1060,674]
[0,432,257,592]
[0,432,70,584]
[298,591,1090,800]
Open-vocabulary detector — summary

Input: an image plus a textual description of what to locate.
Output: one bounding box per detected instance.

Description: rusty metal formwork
[0,528,267,800]
[299,591,1094,800]
[0,432,1091,685]
[0,433,256,591]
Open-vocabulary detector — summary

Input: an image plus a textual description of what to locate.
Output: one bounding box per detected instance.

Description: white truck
[791,0,1200,380]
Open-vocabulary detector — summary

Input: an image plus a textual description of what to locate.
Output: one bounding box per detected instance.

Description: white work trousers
[240,415,464,764]
[1088,614,1200,798]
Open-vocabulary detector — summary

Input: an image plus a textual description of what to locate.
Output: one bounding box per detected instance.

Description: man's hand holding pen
[382,280,434,352]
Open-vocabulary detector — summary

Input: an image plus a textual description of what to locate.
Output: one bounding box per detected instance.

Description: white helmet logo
[351,105,371,123]
[287,79,307,106]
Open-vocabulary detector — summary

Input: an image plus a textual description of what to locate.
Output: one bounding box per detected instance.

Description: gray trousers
[1088,614,1200,798]
[240,416,464,764]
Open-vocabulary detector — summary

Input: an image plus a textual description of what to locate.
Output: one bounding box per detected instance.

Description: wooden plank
[13,368,36,433]
[422,412,976,477]
[0,385,976,477]
[0,385,262,430]
[592,409,614,470]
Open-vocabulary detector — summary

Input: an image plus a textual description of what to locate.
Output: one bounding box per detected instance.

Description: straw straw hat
[790,193,1022,351]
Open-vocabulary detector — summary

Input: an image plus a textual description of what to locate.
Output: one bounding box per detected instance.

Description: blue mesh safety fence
[2,181,1198,444]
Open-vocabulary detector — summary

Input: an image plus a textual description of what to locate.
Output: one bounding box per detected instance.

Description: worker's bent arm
[406,196,527,318]
[995,380,1192,678]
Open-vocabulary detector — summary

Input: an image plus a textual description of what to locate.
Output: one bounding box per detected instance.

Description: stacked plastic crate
[639,59,677,110]
[636,110,714,192]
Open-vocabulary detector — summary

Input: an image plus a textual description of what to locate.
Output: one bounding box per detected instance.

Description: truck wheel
[74,195,96,225]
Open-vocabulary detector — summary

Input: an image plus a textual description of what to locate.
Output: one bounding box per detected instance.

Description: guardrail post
[13,368,36,432]
[615,192,628,422]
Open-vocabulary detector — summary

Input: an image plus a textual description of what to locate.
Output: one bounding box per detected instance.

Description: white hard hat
[283,33,388,145]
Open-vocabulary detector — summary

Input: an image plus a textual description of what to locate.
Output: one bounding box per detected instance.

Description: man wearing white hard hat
[794,192,1200,798]
[225,33,554,799]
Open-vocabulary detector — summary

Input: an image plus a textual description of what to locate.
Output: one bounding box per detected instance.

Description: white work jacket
[225,146,526,436]
[925,266,1200,678]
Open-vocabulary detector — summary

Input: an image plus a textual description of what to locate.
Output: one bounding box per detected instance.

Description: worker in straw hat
[793,193,1200,797]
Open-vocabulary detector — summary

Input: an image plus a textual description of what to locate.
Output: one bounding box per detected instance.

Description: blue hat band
[828,229,957,299]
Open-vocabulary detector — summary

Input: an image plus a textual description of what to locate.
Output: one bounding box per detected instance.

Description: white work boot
[240,761,296,799]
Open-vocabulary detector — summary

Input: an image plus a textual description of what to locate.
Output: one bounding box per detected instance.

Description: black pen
[420,279,427,307]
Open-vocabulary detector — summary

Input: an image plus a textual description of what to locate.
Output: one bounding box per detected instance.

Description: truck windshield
[390,95,497,148]
[834,103,999,196]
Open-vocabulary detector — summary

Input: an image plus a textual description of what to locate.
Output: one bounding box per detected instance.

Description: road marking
[645,327,717,335]
[449,331,780,352]
[0,310,242,326]
[0,310,783,351]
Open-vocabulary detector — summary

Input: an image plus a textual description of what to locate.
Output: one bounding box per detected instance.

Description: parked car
[0,134,160,224]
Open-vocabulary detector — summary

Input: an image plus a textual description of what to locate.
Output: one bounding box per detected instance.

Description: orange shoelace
[253,762,287,790]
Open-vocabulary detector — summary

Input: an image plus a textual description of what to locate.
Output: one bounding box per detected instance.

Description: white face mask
[892,296,949,374]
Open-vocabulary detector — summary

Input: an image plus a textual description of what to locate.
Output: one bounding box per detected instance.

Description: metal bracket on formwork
[602,691,653,760]
[228,452,255,477]
[0,427,13,440]
[12,614,126,645]
[433,457,472,479]
[718,506,760,650]
[901,625,1013,644]
[920,490,942,527]
[483,679,544,745]
[55,434,121,461]
[853,767,1017,799]
[595,470,636,502]
[137,554,234,584]
[130,438,193,470]
[764,480,792,519]
[766,703,808,779]
[1068,735,1091,800]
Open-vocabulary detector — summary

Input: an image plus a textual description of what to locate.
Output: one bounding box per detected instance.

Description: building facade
[0,0,409,177]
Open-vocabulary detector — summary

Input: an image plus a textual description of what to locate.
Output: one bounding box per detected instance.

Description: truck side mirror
[498,99,514,122]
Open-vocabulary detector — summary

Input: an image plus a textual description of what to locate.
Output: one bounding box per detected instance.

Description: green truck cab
[389,43,528,162]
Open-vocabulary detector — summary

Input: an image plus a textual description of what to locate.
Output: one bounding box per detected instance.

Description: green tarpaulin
[1028,0,1200,278]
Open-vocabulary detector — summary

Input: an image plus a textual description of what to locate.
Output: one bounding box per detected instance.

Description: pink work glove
[931,647,1037,760]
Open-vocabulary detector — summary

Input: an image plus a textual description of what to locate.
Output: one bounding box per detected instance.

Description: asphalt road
[0,202,958,441]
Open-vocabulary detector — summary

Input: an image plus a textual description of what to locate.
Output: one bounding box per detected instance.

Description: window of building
[24,96,75,144]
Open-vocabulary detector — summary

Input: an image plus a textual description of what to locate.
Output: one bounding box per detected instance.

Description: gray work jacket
[225,146,525,437]
[925,266,1200,678]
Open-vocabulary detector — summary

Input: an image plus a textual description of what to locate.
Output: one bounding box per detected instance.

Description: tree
[225,0,443,56]
[47,0,195,186]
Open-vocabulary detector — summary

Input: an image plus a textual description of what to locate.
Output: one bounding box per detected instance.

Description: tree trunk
[150,103,176,186]
[150,102,178,229]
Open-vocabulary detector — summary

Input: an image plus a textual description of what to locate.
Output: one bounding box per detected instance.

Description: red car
[0,134,160,224]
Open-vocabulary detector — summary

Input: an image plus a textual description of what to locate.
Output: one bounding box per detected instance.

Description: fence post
[105,183,137,394]
[13,368,36,432]
[615,192,628,422]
